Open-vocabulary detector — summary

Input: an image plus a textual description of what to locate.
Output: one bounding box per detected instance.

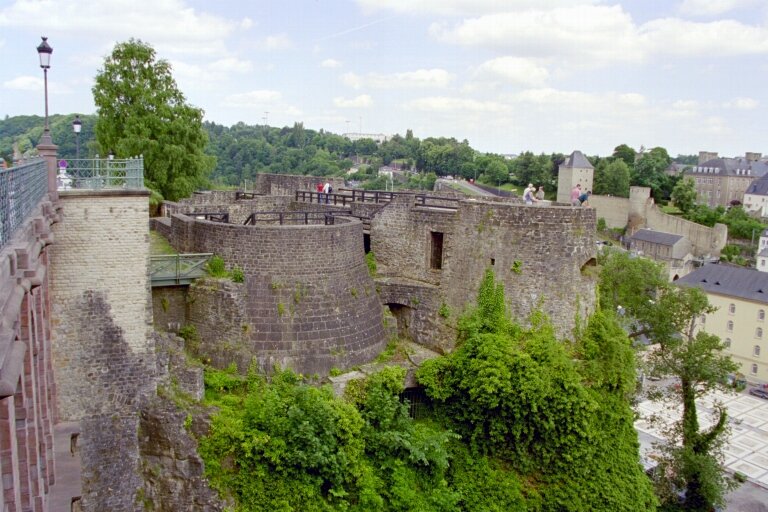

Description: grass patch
[150,230,177,255]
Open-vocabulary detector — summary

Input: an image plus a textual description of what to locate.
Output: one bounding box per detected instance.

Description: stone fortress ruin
[152,173,600,376]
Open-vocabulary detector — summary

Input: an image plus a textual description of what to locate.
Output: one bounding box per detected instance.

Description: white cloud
[429,6,768,68]
[240,17,254,29]
[341,72,363,89]
[262,34,293,50]
[429,5,643,67]
[724,97,759,109]
[333,95,373,108]
[678,0,756,17]
[3,75,43,91]
[475,57,549,87]
[405,96,508,113]
[0,0,236,57]
[223,90,282,107]
[355,0,597,16]
[341,69,453,89]
[321,58,342,69]
[209,57,253,73]
[640,18,768,57]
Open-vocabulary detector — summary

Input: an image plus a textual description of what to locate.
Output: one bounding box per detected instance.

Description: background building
[629,228,693,280]
[677,264,768,384]
[556,150,594,204]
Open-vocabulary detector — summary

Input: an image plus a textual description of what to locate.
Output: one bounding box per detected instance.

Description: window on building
[729,303,736,314]
[760,309,765,321]
[762,260,766,268]
[758,328,764,339]
[700,314,706,325]
[727,320,734,332]
[430,232,444,270]
[724,338,731,349]
[752,364,758,375]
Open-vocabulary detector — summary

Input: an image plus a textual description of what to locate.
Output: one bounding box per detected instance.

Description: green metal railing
[0,159,48,252]
[150,253,213,286]
[58,156,144,190]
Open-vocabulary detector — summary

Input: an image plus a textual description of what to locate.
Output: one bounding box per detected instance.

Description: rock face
[136,332,228,511]
[138,401,227,512]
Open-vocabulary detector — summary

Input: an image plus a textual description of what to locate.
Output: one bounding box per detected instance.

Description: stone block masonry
[0,197,59,512]
[49,190,156,511]
[166,211,387,376]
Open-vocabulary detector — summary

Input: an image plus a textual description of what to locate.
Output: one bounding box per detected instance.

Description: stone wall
[254,173,344,196]
[49,190,156,512]
[371,197,598,341]
[165,213,386,375]
[50,190,155,420]
[590,195,631,229]
[590,188,726,257]
[152,286,188,332]
[0,197,59,511]
[162,195,294,224]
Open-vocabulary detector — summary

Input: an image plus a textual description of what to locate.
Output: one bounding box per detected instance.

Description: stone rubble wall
[371,196,598,341]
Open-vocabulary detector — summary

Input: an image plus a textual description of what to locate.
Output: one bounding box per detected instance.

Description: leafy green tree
[594,159,630,197]
[92,39,215,201]
[632,147,672,200]
[613,144,636,168]
[644,287,739,511]
[671,177,697,214]
[599,251,740,511]
[721,206,765,240]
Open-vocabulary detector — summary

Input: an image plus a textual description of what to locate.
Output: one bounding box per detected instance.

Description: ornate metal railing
[0,159,48,252]
[149,253,213,286]
[58,156,144,190]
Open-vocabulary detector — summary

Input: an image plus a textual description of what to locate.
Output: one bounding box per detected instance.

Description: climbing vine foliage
[199,269,656,511]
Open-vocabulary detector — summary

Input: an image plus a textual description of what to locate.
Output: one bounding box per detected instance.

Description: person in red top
[570,184,581,206]
[316,183,324,203]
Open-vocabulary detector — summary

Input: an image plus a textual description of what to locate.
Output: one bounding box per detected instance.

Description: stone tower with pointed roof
[557,150,594,204]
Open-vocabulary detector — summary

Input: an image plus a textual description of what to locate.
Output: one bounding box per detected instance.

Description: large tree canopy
[92,39,215,201]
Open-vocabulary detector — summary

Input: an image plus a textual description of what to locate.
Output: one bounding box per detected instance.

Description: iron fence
[150,253,213,286]
[0,159,48,252]
[58,156,144,190]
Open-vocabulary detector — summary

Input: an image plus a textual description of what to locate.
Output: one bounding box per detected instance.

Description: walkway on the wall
[294,189,460,211]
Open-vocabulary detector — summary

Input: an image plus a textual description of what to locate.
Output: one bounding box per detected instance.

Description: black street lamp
[36,36,53,144]
[72,115,82,161]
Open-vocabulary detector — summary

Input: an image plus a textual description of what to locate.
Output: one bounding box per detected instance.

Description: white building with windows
[757,229,768,273]
[677,264,768,384]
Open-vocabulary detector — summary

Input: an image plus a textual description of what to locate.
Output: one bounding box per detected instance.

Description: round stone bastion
[168,211,387,376]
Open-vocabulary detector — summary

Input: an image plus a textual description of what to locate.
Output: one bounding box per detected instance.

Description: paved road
[436,178,497,197]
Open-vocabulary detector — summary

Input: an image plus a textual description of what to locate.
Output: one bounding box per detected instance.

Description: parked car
[748,387,768,399]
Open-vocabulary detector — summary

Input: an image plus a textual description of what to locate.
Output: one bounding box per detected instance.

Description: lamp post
[36,36,53,145]
[72,115,82,161]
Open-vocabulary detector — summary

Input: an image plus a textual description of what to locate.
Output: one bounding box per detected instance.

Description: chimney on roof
[746,152,762,163]
[698,151,718,164]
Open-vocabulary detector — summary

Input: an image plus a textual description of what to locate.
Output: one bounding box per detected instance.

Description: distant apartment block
[343,132,389,144]
[684,152,768,208]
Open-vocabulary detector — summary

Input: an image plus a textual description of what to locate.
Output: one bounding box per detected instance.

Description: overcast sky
[1,0,767,157]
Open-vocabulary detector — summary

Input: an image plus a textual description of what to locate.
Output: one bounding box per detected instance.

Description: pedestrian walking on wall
[523,183,537,205]
[571,184,582,206]
[316,183,323,203]
[578,190,591,207]
[535,186,545,201]
[322,182,331,204]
